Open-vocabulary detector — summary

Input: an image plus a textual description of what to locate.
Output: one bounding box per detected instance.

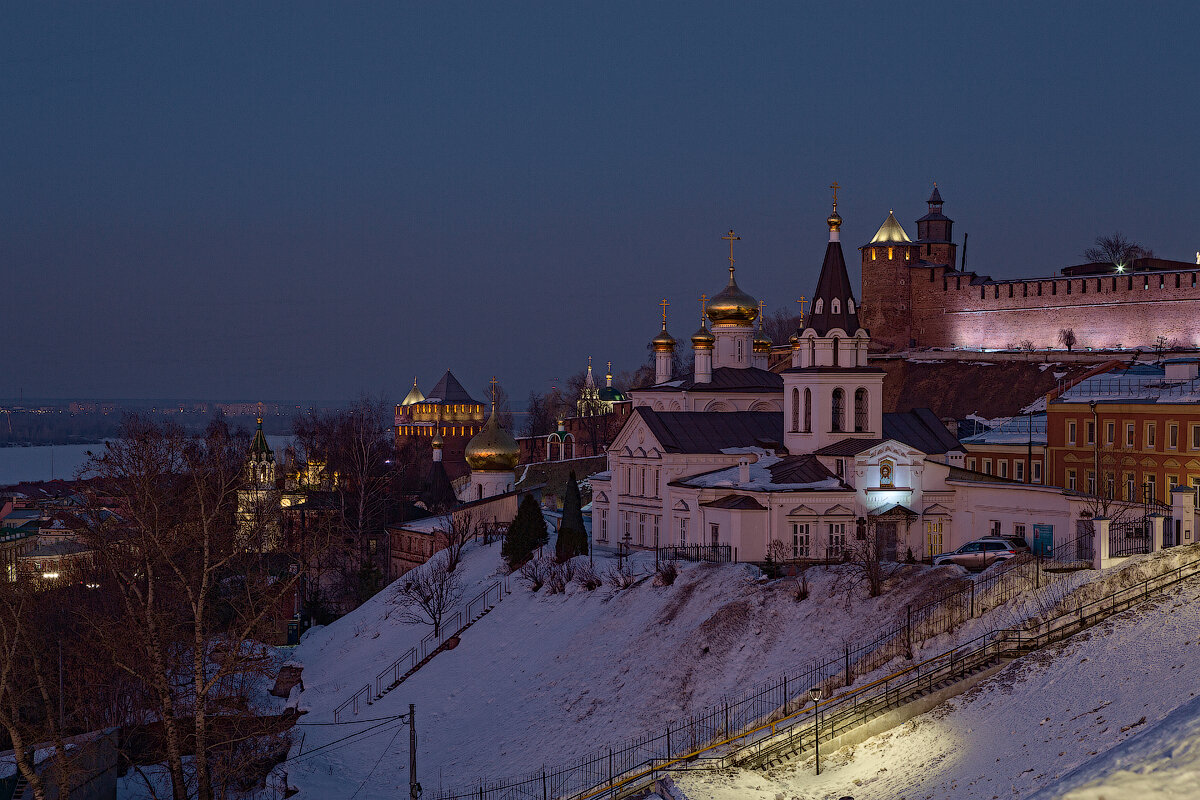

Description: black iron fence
[430,547,1108,800]
[656,544,733,564]
[1110,518,1153,558]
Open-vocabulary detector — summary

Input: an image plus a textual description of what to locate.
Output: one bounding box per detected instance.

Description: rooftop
[1053,365,1200,405]
[674,452,849,493]
[960,412,1048,446]
[634,408,784,454]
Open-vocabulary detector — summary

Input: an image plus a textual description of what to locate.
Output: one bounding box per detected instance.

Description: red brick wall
[871,265,1200,351]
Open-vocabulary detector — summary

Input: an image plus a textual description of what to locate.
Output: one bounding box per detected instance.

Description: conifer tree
[556,471,589,561]
[503,494,548,569]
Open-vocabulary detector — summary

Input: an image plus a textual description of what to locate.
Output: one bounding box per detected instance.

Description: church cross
[830,182,840,209]
[699,293,708,322]
[722,229,741,278]
[606,360,612,374]
[658,298,670,329]
[796,296,808,326]
[489,376,498,412]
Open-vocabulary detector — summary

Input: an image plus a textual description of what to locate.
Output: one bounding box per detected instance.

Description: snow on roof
[674,454,847,492]
[1055,365,1200,405]
[961,413,1047,446]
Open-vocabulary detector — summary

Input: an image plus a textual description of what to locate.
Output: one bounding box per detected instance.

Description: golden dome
[464,412,519,472]
[706,274,759,326]
[827,209,843,232]
[788,330,802,349]
[651,326,677,352]
[691,324,715,348]
[753,328,772,352]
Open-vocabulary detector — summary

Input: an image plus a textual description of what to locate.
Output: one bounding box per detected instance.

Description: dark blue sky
[4,2,1198,405]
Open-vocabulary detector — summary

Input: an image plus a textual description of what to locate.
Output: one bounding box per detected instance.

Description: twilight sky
[3,2,1198,405]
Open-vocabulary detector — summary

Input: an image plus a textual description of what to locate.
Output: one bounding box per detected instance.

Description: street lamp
[809,686,824,775]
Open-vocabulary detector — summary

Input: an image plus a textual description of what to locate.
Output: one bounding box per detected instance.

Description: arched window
[831,298,841,315]
[736,339,744,361]
[791,388,800,432]
[808,338,816,365]
[803,388,812,432]
[847,299,855,314]
[831,336,840,366]
[832,388,845,433]
[814,298,823,315]
[854,388,868,432]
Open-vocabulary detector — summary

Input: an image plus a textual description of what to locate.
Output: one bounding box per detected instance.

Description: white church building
[590,202,1098,562]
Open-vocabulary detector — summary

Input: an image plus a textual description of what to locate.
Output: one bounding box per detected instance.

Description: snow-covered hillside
[673,569,1200,799]
[280,539,967,799]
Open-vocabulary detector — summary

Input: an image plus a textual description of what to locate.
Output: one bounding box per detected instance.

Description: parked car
[933,538,1022,570]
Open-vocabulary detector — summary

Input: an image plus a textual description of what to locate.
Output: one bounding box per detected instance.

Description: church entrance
[877,521,899,562]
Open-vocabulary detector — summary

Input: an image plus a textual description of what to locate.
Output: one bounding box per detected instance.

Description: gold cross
[588,355,592,368]
[490,376,498,411]
[606,360,612,374]
[699,293,708,322]
[722,229,741,278]
[658,298,669,329]
[796,295,808,325]
[830,182,839,209]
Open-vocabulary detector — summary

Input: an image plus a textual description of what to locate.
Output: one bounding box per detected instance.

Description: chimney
[738,457,751,485]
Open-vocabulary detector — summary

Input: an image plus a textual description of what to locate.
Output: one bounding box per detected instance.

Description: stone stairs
[371,603,499,702]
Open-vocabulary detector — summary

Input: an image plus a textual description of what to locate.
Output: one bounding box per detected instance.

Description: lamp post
[809,687,824,775]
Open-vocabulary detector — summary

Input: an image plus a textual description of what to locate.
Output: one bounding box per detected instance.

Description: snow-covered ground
[672,570,1200,800]
[279,538,969,799]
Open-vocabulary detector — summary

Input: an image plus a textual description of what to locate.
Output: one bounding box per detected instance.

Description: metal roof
[634,408,783,454]
[701,494,768,510]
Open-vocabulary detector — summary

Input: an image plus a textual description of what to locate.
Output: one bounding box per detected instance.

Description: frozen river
[0,436,292,486]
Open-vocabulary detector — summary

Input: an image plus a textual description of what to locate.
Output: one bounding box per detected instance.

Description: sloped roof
[807,240,862,336]
[868,211,913,244]
[420,460,457,511]
[701,494,767,510]
[426,371,481,405]
[767,454,843,485]
[814,408,963,456]
[652,367,783,393]
[634,408,783,454]
[928,184,943,204]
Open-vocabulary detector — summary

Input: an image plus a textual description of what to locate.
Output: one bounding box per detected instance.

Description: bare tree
[394,552,463,637]
[1058,328,1078,351]
[1084,232,1151,269]
[841,518,902,598]
[78,415,314,800]
[761,307,805,344]
[437,508,478,573]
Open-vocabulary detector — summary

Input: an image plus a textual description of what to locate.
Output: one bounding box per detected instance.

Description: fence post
[844,644,851,687]
[666,723,671,757]
[608,748,612,787]
[1094,517,1110,570]
[906,604,913,659]
[782,674,788,714]
[970,581,975,618]
[542,769,547,800]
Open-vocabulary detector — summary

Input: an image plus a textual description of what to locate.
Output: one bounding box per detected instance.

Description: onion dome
[788,330,802,349]
[706,273,759,326]
[868,211,912,244]
[401,378,425,406]
[827,208,843,233]
[753,327,772,353]
[651,325,677,352]
[464,411,520,472]
[691,323,715,348]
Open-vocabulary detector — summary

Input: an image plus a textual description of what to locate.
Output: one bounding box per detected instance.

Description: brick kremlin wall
[894,264,1200,351]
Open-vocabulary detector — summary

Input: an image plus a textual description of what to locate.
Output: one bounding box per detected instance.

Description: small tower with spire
[785,195,884,453]
[691,294,715,384]
[915,183,957,268]
[651,299,677,385]
[463,377,520,500]
[704,229,759,370]
[577,356,605,417]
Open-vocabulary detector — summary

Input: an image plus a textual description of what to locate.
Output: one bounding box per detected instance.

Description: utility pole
[409,703,420,800]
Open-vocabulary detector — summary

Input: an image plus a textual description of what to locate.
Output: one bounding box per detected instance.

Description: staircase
[333,579,508,722]
[12,773,29,800]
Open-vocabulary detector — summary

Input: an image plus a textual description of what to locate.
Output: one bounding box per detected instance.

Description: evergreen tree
[556,471,589,561]
[503,494,548,569]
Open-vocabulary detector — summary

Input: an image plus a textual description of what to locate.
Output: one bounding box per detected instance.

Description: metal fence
[656,544,733,564]
[430,551,1088,800]
[1110,519,1153,558]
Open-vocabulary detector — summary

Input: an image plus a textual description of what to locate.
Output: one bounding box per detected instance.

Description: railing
[444,549,1200,800]
[431,544,1188,800]
[332,684,371,724]
[1110,520,1153,557]
[656,544,732,564]
[373,579,508,701]
[1049,528,1095,566]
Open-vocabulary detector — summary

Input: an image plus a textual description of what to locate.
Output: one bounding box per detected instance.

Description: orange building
[1046,361,1200,503]
[961,413,1046,484]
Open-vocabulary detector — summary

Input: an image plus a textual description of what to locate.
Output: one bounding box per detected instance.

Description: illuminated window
[888,247,894,259]
[925,520,944,556]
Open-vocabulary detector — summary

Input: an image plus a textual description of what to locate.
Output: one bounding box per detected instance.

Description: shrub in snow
[654,559,679,587]
[547,559,579,594]
[793,567,810,602]
[573,560,602,590]
[606,559,638,589]
[518,557,553,592]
